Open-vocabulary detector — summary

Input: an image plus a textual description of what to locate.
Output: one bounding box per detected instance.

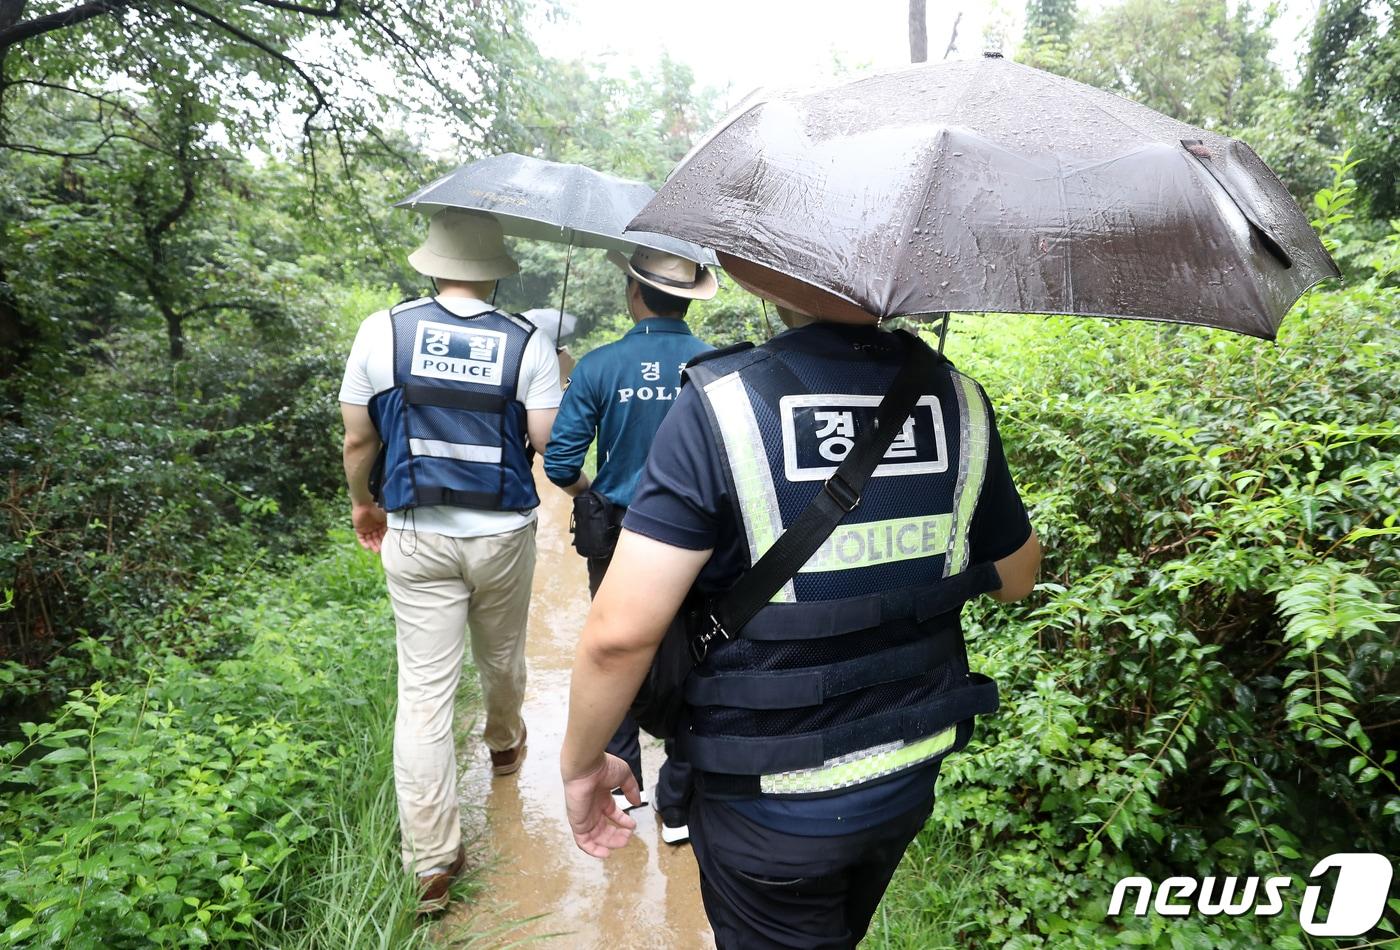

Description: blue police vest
[681,331,1001,796]
[367,298,539,513]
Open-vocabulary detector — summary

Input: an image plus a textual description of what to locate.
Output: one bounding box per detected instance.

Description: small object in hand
[611,786,649,812]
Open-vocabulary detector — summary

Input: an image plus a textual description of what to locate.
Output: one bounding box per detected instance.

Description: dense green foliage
[876,217,1400,946]
[0,534,457,947]
[1019,0,1400,214]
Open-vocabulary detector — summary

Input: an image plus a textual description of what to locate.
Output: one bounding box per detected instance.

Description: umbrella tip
[982,50,1004,58]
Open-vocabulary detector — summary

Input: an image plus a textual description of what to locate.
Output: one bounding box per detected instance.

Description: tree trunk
[0,259,25,378]
[165,308,183,360]
[0,1,25,38]
[909,0,928,63]
[0,0,24,138]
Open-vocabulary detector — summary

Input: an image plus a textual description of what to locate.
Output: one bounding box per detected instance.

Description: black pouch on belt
[570,490,621,558]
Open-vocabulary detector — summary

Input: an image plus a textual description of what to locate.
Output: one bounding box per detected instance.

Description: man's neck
[436,279,493,301]
[777,306,819,329]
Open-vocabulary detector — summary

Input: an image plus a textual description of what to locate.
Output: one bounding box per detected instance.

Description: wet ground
[439,462,713,948]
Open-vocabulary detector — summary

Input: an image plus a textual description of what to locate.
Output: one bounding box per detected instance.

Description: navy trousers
[586,553,691,819]
[688,786,937,949]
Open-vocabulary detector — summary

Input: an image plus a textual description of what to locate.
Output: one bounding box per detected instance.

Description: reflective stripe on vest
[946,372,991,576]
[760,724,959,795]
[703,370,795,602]
[408,438,503,464]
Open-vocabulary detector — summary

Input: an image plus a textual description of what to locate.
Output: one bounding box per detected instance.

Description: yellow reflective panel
[945,372,991,577]
[704,372,795,602]
[798,514,953,573]
[760,725,959,794]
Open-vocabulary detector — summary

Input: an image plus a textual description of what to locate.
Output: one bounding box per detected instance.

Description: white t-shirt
[339,296,562,538]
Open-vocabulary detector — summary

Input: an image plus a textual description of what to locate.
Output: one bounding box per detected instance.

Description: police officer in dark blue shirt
[545,246,716,843]
[559,270,1041,948]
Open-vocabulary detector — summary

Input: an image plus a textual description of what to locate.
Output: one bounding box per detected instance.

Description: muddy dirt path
[441,462,713,949]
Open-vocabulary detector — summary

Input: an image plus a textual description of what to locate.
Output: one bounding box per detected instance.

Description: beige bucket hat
[408,209,519,282]
[607,246,718,301]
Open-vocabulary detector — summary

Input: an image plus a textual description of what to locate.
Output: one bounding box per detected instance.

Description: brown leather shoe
[490,725,527,776]
[416,844,466,915]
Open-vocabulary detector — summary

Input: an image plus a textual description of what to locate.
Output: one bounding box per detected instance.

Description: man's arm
[521,332,563,456]
[561,529,711,857]
[989,528,1041,602]
[340,402,387,553]
[527,407,558,455]
[558,471,592,497]
[543,359,598,495]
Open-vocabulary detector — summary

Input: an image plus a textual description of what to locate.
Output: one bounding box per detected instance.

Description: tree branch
[2,134,116,158]
[0,0,130,53]
[166,0,330,116]
[9,78,157,129]
[164,0,344,166]
[177,299,278,320]
[246,0,341,16]
[943,11,961,60]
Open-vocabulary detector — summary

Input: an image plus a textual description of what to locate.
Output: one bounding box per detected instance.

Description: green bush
[877,227,1400,946]
[0,534,431,948]
[0,310,349,699]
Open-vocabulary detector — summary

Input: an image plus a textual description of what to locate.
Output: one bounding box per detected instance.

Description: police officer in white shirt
[339,209,561,913]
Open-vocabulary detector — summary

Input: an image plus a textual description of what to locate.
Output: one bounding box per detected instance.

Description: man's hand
[563,754,640,858]
[559,531,710,856]
[351,501,387,552]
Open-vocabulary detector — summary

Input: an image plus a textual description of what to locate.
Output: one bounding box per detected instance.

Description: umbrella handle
[934,311,951,353]
[557,237,574,342]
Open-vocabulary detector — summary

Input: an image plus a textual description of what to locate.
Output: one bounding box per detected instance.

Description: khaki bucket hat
[408,209,519,282]
[607,247,718,301]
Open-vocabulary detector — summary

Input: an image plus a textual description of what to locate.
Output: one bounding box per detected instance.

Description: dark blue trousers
[688,786,937,949]
[587,553,691,819]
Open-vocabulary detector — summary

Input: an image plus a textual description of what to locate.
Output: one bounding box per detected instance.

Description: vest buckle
[690,612,730,664]
[823,473,862,513]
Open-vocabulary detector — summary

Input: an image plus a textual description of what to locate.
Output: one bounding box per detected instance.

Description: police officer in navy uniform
[544,247,717,844]
[340,208,561,913]
[559,279,1040,947]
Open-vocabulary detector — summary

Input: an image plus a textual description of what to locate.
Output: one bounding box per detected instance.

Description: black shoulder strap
[686,341,755,370]
[692,329,944,662]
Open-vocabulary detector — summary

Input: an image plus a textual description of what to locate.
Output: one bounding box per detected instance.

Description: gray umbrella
[397,153,716,264]
[399,153,716,340]
[628,54,1339,340]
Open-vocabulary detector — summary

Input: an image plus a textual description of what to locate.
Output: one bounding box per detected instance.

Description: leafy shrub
[0,534,428,947]
[877,224,1400,945]
[0,310,348,699]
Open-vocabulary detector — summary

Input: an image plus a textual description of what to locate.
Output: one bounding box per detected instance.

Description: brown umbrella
[628,54,1339,339]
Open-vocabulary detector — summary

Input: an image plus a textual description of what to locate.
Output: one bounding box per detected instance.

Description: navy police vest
[681,329,1001,796]
[368,298,540,513]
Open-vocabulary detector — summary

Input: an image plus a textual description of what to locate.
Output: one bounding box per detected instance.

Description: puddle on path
[438,462,713,949]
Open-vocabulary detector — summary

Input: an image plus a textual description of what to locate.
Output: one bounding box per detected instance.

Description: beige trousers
[381,522,536,873]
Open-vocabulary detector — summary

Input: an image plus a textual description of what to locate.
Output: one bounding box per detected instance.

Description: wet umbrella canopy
[628,55,1338,339]
[397,153,715,265]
